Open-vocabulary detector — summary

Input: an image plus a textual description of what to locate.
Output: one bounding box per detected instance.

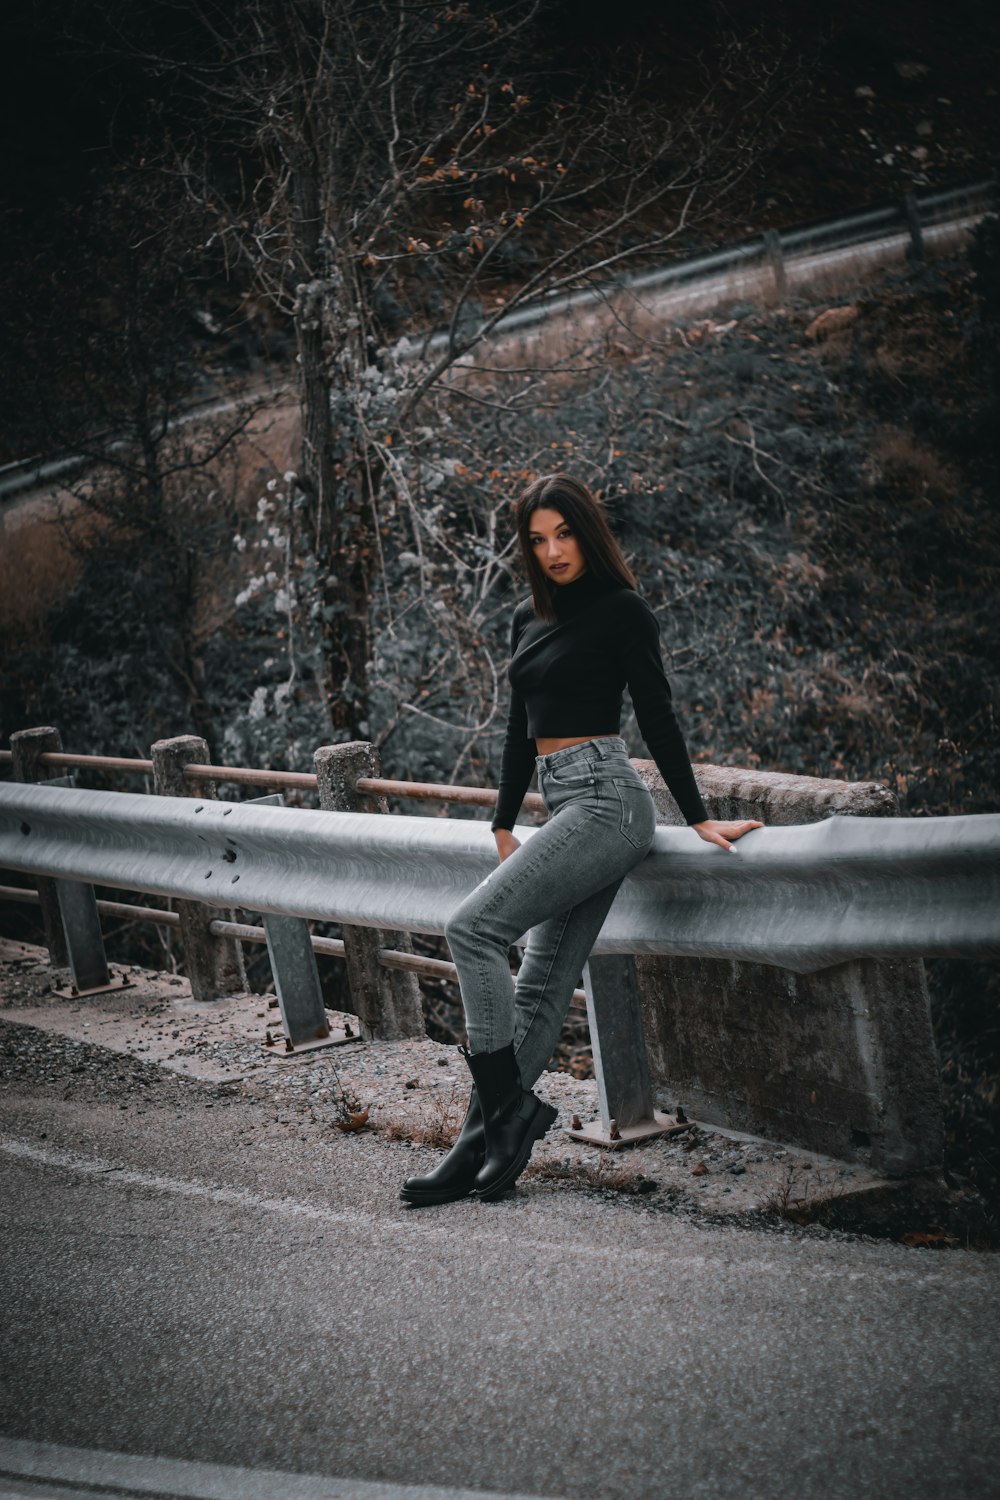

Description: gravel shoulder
[1,942,990,1249]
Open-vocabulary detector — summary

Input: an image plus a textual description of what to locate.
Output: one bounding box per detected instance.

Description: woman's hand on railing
[691,818,764,853]
[494,828,521,863]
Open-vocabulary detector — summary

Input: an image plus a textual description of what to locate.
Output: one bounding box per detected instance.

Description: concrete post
[10,727,68,965]
[314,741,425,1040]
[150,735,246,1001]
[633,761,944,1175]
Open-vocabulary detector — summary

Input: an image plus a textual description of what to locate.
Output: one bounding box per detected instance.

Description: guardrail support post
[314,741,425,1041]
[150,735,246,1002]
[763,230,788,296]
[10,727,69,966]
[565,944,684,1150]
[248,795,349,1056]
[903,194,925,261]
[44,774,119,996]
[54,879,113,994]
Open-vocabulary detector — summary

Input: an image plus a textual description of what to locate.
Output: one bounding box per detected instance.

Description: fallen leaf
[805,305,858,341]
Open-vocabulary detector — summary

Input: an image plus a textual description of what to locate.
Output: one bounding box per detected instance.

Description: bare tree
[1,161,269,752]
[140,0,794,746]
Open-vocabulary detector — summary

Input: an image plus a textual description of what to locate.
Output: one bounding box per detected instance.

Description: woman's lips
[550,564,569,573]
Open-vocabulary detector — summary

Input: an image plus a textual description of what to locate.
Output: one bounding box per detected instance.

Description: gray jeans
[443,735,657,1086]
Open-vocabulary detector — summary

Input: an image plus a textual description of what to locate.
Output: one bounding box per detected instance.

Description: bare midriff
[534,733,619,754]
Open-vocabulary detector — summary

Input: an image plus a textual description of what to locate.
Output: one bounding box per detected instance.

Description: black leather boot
[398,1085,485,1206]
[461,1042,558,1201]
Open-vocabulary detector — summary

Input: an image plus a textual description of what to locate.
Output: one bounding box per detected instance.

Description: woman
[401,474,763,1207]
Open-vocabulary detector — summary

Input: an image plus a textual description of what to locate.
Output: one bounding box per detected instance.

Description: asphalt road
[2,1065,999,1500]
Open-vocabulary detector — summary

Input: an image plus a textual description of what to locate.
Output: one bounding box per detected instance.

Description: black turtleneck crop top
[490,569,710,832]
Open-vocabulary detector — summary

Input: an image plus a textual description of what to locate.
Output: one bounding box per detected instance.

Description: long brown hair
[514,474,637,623]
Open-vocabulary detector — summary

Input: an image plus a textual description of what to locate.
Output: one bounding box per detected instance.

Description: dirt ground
[1,937,992,1250]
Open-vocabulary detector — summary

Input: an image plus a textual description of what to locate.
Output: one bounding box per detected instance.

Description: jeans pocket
[547,762,596,788]
[611,776,654,849]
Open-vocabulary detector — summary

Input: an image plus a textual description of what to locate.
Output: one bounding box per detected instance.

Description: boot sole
[398,1183,477,1206]
[471,1101,559,1202]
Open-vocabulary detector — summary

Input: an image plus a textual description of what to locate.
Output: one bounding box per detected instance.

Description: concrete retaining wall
[632,762,944,1175]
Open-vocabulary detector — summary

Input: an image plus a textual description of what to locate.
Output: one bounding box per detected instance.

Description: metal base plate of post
[52,964,134,1000]
[566,1109,690,1150]
[260,1026,358,1061]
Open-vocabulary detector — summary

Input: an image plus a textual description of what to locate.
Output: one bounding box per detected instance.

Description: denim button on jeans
[443,735,657,1089]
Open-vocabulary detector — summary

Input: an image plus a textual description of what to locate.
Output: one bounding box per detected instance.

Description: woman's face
[527,507,587,584]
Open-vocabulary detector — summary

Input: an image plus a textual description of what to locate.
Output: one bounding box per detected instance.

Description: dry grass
[523,1152,659,1196]
[375,1088,467,1150]
[758,1161,847,1224]
[787,246,904,307]
[373,1095,658,1196]
[190,396,301,645]
[446,229,968,392]
[0,497,96,644]
[0,396,300,651]
[870,425,962,501]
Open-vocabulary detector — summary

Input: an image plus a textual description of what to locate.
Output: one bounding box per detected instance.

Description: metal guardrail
[0,747,534,813]
[425,178,993,348]
[2,781,998,1146]
[2,784,998,970]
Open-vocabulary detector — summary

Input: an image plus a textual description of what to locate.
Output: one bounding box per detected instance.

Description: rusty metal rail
[0,883,587,1003]
[0,883,180,929]
[0,747,540,812]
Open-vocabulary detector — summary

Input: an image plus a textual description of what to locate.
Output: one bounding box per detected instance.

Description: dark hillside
[422,252,999,824]
[2,1,999,464]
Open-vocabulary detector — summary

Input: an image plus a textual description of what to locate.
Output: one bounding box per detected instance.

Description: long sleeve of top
[490,570,709,832]
[490,606,538,835]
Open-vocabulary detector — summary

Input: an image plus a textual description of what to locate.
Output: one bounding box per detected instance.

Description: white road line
[1,1134,988,1287]
[0,1435,562,1500]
